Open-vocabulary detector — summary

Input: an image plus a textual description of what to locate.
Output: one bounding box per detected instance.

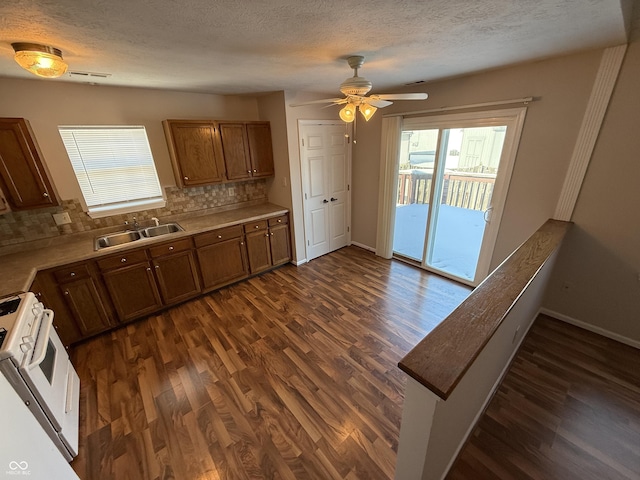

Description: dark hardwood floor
[447,314,640,480]
[70,246,471,479]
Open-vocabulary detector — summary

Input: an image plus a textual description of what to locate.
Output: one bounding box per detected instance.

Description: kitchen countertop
[0,202,288,298]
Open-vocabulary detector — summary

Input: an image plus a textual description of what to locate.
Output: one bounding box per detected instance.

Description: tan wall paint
[282,91,345,263]
[351,49,603,271]
[0,78,260,201]
[545,7,640,342]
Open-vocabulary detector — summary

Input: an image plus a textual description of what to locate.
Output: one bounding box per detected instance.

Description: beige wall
[282,91,345,263]
[545,7,640,342]
[0,77,260,202]
[351,49,603,270]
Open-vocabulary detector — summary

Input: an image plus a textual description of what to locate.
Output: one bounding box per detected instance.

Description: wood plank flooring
[70,246,471,479]
[447,314,640,480]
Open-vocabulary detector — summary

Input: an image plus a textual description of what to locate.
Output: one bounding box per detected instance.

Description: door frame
[298,120,353,261]
[398,107,527,286]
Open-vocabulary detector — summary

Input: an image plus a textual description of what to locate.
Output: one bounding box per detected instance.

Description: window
[58,126,164,218]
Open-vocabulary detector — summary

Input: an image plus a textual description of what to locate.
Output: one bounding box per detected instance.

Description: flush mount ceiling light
[11,42,68,78]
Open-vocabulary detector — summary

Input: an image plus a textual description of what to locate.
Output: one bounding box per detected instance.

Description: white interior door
[300,122,351,261]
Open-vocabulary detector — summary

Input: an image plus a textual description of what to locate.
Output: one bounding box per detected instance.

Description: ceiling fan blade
[289,97,345,107]
[363,97,393,108]
[373,93,429,101]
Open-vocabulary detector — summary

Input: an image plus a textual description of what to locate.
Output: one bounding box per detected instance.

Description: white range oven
[0,292,80,462]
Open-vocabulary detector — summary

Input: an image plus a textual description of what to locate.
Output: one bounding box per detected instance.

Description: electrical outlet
[228,187,235,196]
[52,212,71,225]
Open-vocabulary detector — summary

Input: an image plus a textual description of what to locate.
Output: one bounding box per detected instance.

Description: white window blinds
[59,126,164,217]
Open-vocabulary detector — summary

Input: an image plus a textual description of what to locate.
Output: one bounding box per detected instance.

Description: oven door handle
[26,309,55,370]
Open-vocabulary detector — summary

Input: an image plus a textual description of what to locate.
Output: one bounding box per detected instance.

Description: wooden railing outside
[397,170,495,211]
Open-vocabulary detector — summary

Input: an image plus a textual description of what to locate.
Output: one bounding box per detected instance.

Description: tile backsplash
[0,180,267,247]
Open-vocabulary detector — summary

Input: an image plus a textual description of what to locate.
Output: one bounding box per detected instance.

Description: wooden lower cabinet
[195,225,248,290]
[269,216,291,266]
[244,221,272,274]
[150,239,201,304]
[30,261,115,346]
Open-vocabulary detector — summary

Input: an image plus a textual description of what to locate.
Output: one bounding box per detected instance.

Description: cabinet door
[219,123,251,180]
[165,121,225,187]
[60,278,113,337]
[30,272,82,346]
[103,262,163,322]
[197,238,248,290]
[0,118,58,210]
[246,122,275,177]
[269,224,291,266]
[152,250,201,304]
[245,229,272,274]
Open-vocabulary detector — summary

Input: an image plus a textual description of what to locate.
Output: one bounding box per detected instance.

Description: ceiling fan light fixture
[339,103,356,123]
[12,42,68,78]
[359,104,377,121]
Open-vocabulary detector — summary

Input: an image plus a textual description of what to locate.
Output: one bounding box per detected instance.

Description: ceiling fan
[291,55,428,122]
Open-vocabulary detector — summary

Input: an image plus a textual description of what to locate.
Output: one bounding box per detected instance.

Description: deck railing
[397,170,496,211]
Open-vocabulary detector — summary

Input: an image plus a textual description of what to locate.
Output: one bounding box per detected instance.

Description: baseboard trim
[540,308,640,350]
[349,241,375,252]
[292,258,307,266]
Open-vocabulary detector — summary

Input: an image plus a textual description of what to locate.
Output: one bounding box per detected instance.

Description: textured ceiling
[0,0,631,95]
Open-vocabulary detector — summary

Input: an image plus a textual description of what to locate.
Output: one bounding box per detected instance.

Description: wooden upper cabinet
[0,118,59,210]
[246,122,275,178]
[163,120,225,188]
[218,123,252,180]
[218,121,275,181]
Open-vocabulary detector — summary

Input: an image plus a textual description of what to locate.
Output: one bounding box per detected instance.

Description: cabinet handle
[240,242,244,245]
[270,232,274,236]
[253,169,257,173]
[184,176,189,180]
[168,246,174,251]
[331,197,337,202]
[254,225,260,229]
[247,170,251,174]
[277,219,282,223]
[121,258,127,263]
[70,272,76,277]
[265,233,269,237]
[155,265,160,269]
[43,192,49,197]
[64,290,69,295]
[323,199,328,204]
[217,235,222,239]
[146,267,151,271]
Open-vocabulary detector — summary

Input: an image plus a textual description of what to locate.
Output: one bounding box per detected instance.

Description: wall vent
[68,71,112,79]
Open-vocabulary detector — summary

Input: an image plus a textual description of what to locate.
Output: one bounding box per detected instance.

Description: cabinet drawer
[243,220,268,233]
[268,214,289,227]
[53,263,91,283]
[149,237,193,258]
[98,249,148,271]
[194,225,243,248]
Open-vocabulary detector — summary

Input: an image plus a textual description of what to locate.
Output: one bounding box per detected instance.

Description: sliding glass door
[393,109,526,285]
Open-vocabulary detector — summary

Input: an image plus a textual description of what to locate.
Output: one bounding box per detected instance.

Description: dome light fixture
[12,42,68,78]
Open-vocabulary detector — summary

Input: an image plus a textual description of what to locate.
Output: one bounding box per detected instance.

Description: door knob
[322,199,329,204]
[330,197,337,202]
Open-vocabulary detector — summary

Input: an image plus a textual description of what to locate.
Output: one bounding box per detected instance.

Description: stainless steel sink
[141,223,183,238]
[95,230,142,249]
[94,222,184,250]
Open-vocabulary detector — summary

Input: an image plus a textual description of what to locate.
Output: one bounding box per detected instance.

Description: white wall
[0,77,260,201]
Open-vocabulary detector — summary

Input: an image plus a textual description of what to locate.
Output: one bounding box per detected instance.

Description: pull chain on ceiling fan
[291,55,429,122]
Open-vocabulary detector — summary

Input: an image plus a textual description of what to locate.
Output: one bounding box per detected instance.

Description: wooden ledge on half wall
[398,218,572,400]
